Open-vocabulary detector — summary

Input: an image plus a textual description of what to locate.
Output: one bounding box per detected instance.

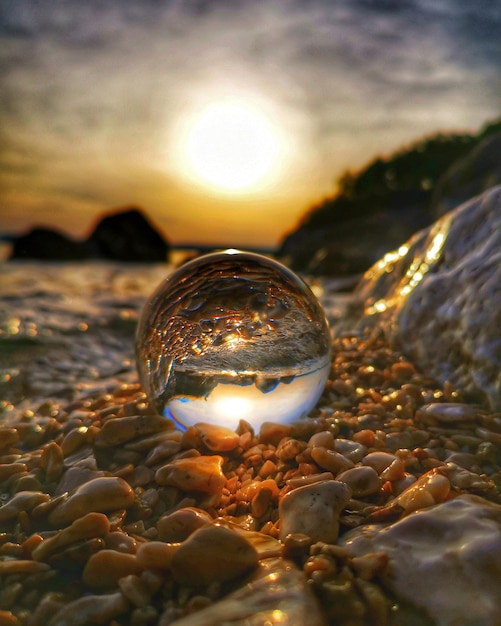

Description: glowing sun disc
[181,100,282,192]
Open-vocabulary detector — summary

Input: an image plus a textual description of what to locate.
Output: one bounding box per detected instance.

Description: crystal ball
[136,250,331,431]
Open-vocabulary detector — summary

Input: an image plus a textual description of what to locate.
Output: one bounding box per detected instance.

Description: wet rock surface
[342,495,501,626]
[343,185,501,410]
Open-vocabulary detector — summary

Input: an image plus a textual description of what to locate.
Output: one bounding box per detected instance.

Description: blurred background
[1,0,500,274]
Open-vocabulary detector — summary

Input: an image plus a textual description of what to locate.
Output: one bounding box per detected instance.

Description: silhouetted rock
[341,186,501,410]
[280,201,430,277]
[86,208,169,262]
[431,132,501,217]
[9,207,169,262]
[10,227,88,261]
[279,119,501,277]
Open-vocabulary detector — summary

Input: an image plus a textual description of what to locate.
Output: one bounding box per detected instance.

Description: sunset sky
[1,0,500,249]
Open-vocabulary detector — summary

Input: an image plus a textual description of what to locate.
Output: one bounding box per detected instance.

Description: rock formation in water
[10,207,169,262]
[341,185,501,410]
[86,208,169,262]
[10,227,89,261]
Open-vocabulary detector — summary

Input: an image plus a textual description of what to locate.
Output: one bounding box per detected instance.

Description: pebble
[279,480,352,543]
[194,422,240,452]
[47,591,129,626]
[362,451,397,473]
[337,466,381,497]
[155,455,226,496]
[0,560,50,575]
[334,439,367,463]
[82,549,142,589]
[156,507,213,542]
[417,402,479,424]
[136,540,180,570]
[310,447,355,474]
[94,414,172,447]
[48,477,135,526]
[118,574,152,608]
[0,491,50,522]
[171,524,259,587]
[0,428,19,450]
[40,442,64,483]
[32,512,110,562]
[0,463,27,483]
[393,469,451,515]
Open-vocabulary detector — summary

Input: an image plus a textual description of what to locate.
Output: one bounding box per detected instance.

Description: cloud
[1,0,500,244]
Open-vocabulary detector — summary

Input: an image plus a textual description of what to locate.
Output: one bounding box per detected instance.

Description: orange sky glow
[1,1,500,250]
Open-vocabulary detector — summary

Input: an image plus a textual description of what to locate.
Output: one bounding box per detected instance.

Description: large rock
[342,186,501,410]
[86,207,169,262]
[432,132,501,218]
[342,495,501,626]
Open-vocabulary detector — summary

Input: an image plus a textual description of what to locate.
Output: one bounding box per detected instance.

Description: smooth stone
[362,451,398,474]
[344,185,501,410]
[155,455,226,496]
[279,480,352,543]
[0,491,50,522]
[171,523,259,587]
[49,477,135,526]
[156,507,212,542]
[342,495,501,626]
[94,414,172,447]
[310,447,355,474]
[336,466,381,497]
[194,422,240,452]
[82,549,142,589]
[33,512,110,561]
[166,558,325,626]
[48,591,129,626]
[136,541,180,571]
[416,402,479,424]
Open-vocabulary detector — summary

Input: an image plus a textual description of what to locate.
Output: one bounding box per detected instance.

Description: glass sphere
[136,250,331,431]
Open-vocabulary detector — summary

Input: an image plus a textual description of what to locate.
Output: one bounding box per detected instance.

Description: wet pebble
[136,540,179,571]
[171,524,259,587]
[337,466,381,497]
[156,507,212,542]
[0,491,50,523]
[417,403,479,424]
[49,477,135,526]
[82,549,142,589]
[94,414,172,447]
[310,447,355,474]
[194,422,240,452]
[155,455,226,497]
[33,512,110,562]
[279,480,352,543]
[47,591,129,626]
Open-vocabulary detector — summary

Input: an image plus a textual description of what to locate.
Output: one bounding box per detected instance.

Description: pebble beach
[0,262,500,626]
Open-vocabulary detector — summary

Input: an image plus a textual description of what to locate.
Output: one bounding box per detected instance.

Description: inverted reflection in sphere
[136,250,331,430]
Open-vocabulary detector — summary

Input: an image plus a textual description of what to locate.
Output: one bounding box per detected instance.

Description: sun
[176,98,284,194]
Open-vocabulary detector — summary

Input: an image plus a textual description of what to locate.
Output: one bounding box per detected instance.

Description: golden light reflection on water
[366,217,450,316]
